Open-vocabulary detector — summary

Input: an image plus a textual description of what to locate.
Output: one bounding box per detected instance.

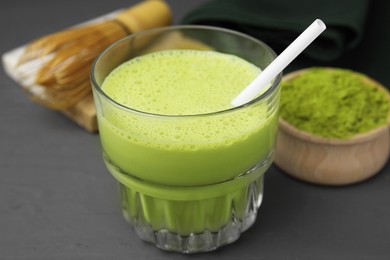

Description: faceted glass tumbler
[91,25,281,253]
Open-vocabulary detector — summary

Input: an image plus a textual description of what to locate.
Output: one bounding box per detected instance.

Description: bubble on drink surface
[101,49,260,115]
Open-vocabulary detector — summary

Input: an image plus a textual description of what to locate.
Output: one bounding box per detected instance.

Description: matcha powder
[280,68,390,139]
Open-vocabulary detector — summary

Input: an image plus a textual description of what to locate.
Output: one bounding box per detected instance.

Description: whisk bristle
[17,20,127,110]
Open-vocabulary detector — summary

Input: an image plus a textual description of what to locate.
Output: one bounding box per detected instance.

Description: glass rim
[90,25,282,118]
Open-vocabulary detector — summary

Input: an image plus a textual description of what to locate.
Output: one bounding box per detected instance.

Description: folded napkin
[182,0,369,61]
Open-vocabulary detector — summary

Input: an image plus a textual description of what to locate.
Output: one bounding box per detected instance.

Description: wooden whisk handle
[115,0,172,34]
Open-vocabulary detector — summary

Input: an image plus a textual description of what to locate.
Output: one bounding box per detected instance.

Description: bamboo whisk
[17,0,172,110]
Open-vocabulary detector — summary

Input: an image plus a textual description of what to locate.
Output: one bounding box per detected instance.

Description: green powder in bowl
[276,67,390,185]
[280,67,390,139]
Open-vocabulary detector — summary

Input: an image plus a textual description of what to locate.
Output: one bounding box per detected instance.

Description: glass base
[107,153,273,253]
[119,177,263,253]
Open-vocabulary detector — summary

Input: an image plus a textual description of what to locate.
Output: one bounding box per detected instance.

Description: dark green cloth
[182,0,369,61]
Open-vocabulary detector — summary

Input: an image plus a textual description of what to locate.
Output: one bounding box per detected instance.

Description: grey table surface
[1,0,390,259]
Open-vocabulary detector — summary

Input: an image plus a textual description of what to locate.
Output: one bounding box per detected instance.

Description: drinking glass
[91,25,281,253]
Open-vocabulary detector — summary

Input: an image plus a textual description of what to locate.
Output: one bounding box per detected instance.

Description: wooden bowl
[274,68,390,185]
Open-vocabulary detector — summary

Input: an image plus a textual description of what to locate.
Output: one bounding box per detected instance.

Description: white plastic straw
[231,19,326,106]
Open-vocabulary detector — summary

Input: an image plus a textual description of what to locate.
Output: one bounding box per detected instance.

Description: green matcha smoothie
[99,50,278,187]
[93,40,280,252]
